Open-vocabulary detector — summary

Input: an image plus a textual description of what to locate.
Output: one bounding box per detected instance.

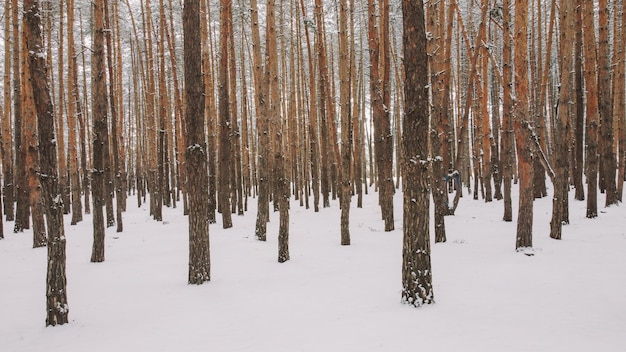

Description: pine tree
[401,0,434,307]
[184,0,211,284]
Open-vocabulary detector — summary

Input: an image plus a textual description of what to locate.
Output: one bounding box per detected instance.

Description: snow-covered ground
[1,185,625,351]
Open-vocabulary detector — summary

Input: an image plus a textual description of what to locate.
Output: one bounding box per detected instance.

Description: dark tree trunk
[551,0,574,240]
[218,0,233,229]
[501,0,514,222]
[513,0,534,251]
[401,0,434,307]
[90,0,108,263]
[184,0,211,284]
[582,0,600,219]
[573,1,585,201]
[24,0,69,326]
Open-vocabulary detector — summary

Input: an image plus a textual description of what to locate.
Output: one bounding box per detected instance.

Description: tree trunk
[551,0,574,240]
[513,0,534,251]
[428,0,447,242]
[582,0,600,218]
[339,0,352,246]
[24,0,70,326]
[597,0,617,206]
[67,0,83,225]
[501,0,514,222]
[91,0,108,263]
[218,0,233,229]
[184,0,211,284]
[105,0,122,231]
[21,36,46,248]
[252,0,270,239]
[401,0,434,307]
[2,0,15,222]
[616,0,626,201]
[14,0,30,234]
[573,1,585,201]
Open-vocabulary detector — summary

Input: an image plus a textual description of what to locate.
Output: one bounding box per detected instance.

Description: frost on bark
[401,0,434,307]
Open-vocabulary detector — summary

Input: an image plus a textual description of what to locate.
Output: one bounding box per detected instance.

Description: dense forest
[1,0,625,325]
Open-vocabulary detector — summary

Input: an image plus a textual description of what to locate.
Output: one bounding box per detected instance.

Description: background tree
[551,0,574,240]
[2,0,15,222]
[218,0,233,229]
[401,0,434,307]
[597,0,617,206]
[582,0,600,219]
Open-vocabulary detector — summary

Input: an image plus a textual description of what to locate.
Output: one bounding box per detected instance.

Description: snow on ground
[1,185,625,352]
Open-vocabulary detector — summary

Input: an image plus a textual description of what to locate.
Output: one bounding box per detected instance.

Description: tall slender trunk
[184,0,211,284]
[2,0,15,222]
[339,0,352,245]
[428,0,447,242]
[597,0,617,206]
[582,0,600,218]
[513,0,534,251]
[501,0,514,222]
[218,0,233,229]
[551,0,574,240]
[67,0,83,225]
[91,0,108,263]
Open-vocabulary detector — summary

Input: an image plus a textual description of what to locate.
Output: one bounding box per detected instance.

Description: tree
[582,0,600,219]
[597,0,617,206]
[501,0,514,222]
[252,0,270,239]
[2,0,15,222]
[401,0,434,307]
[573,0,585,201]
[91,0,108,263]
[339,0,352,246]
[67,0,83,225]
[551,0,574,240]
[23,0,69,326]
[184,0,211,284]
[427,0,447,243]
[218,0,233,229]
[21,31,46,248]
[513,0,534,251]
[368,0,394,231]
[14,0,30,234]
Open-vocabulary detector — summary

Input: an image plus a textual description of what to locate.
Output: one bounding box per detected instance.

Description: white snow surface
[1,187,625,352]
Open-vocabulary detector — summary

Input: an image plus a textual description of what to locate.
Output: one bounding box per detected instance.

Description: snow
[1,186,625,351]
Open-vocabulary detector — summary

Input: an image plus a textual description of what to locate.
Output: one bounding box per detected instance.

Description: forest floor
[1,184,625,351]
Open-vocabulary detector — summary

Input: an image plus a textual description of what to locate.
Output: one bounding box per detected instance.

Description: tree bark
[90,0,108,263]
[2,0,15,222]
[582,0,600,218]
[184,0,211,284]
[551,0,574,240]
[597,0,617,206]
[401,0,434,307]
[218,0,233,229]
[513,0,534,251]
[339,0,352,246]
[24,0,70,326]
